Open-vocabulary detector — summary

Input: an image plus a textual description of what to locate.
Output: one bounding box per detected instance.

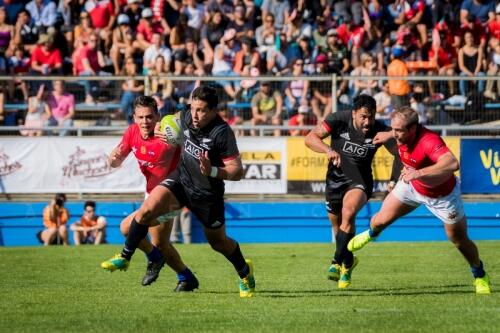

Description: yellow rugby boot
[101,254,130,272]
[239,259,255,298]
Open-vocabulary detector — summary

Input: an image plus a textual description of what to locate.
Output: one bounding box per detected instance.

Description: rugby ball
[159,115,181,146]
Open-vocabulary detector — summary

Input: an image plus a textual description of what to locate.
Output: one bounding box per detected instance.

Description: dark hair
[133,95,158,114]
[84,201,96,209]
[55,193,66,207]
[18,9,30,18]
[353,94,376,115]
[191,86,218,109]
[240,36,252,46]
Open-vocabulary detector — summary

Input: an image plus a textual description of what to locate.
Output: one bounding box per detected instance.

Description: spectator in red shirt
[84,0,117,52]
[72,33,107,104]
[30,33,62,75]
[488,8,500,41]
[134,7,170,51]
[429,30,457,97]
[289,104,317,136]
[336,21,365,67]
[395,0,428,46]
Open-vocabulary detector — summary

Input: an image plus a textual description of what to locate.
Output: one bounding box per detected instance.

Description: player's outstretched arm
[199,151,244,181]
[373,131,393,145]
[305,123,331,154]
[219,156,244,181]
[108,143,128,168]
[305,122,342,167]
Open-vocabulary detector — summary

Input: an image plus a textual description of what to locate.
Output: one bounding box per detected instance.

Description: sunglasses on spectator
[294,62,303,66]
[85,208,94,213]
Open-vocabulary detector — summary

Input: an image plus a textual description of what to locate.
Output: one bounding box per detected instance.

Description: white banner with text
[0,137,145,193]
[225,137,287,194]
[0,137,287,194]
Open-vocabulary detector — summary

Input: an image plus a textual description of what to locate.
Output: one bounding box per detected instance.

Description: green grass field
[0,242,498,333]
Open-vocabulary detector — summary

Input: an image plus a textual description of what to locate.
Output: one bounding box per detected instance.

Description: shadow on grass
[237,284,473,298]
[190,282,473,297]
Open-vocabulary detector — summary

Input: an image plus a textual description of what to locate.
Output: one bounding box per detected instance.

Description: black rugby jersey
[323,110,389,192]
[178,108,240,200]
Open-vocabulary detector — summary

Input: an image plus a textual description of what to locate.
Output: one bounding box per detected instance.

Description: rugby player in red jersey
[102,95,198,291]
[348,106,491,294]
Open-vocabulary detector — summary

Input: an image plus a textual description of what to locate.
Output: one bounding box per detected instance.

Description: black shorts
[160,169,226,229]
[325,179,372,215]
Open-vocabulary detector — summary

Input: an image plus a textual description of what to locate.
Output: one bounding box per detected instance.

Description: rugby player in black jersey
[305,94,401,288]
[101,86,255,297]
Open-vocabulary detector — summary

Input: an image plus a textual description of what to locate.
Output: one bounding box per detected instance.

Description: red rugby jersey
[398,126,456,197]
[120,124,180,193]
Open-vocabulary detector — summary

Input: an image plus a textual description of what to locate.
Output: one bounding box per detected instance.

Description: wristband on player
[210,166,218,178]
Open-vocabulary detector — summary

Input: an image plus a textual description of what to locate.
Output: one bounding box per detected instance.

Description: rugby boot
[101,254,130,272]
[474,274,492,294]
[327,263,341,281]
[141,257,166,286]
[338,256,359,289]
[347,230,373,252]
[174,275,199,292]
[239,259,255,298]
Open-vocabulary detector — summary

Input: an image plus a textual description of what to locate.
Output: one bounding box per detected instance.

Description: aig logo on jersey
[343,141,368,157]
[184,139,203,159]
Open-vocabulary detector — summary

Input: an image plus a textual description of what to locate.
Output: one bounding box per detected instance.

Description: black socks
[224,243,249,278]
[121,218,149,261]
[333,230,355,268]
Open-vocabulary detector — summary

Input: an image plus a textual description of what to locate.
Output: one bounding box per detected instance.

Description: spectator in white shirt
[25,0,57,30]
[143,32,172,74]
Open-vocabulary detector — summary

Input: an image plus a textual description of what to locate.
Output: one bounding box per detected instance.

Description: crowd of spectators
[0,0,499,134]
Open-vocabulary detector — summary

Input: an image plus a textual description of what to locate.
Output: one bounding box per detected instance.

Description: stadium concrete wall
[0,201,499,246]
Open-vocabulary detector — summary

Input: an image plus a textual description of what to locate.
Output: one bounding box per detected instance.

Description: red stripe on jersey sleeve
[222,154,240,163]
[322,121,331,133]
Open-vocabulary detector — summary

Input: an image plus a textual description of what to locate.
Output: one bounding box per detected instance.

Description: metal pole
[144,75,150,96]
[332,74,337,114]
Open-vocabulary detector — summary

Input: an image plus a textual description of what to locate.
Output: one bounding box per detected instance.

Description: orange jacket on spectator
[79,215,99,228]
[387,58,410,96]
[43,206,69,228]
[233,50,260,74]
